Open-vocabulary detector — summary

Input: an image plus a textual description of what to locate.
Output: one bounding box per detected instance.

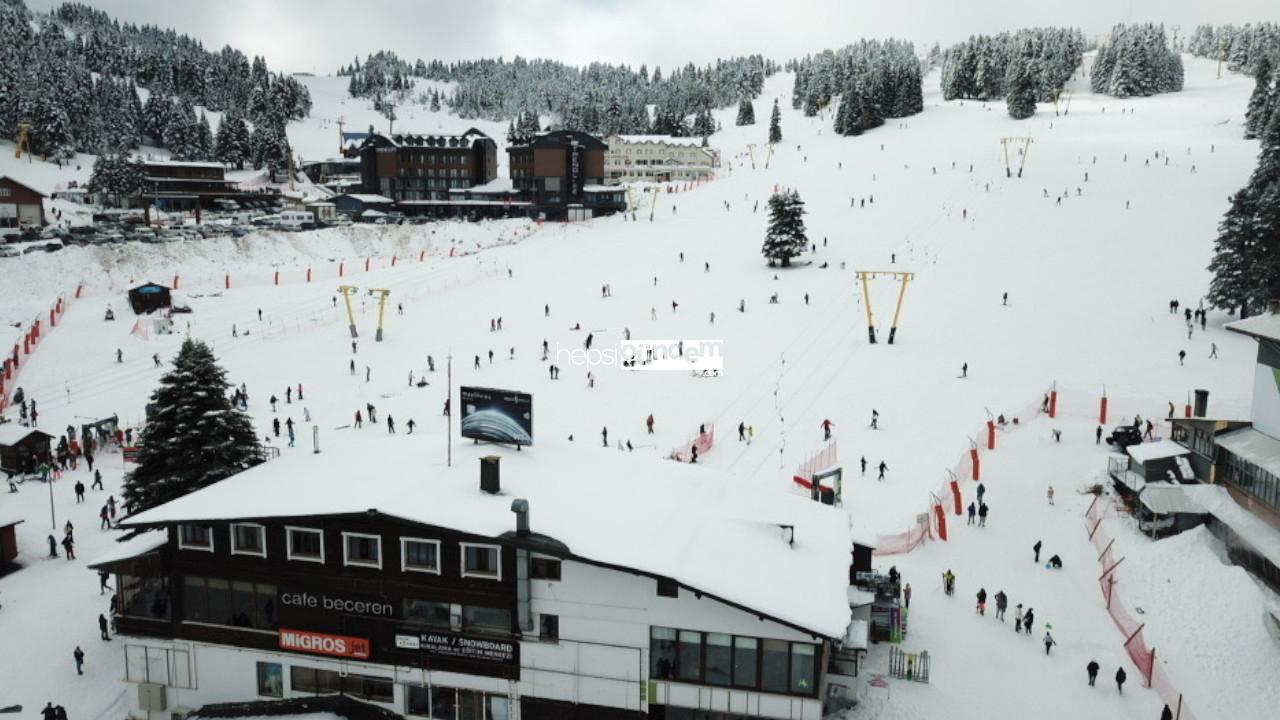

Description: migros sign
[279,628,371,659]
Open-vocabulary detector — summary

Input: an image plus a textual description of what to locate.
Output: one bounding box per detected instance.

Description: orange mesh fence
[0,286,80,413]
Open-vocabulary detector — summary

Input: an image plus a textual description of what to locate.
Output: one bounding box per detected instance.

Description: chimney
[1193,389,1209,418]
[480,455,500,494]
[511,499,534,633]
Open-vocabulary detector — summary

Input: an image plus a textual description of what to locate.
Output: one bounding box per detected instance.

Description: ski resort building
[140,161,263,213]
[96,443,868,720]
[603,136,719,183]
[0,175,46,229]
[508,131,625,220]
[357,130,499,204]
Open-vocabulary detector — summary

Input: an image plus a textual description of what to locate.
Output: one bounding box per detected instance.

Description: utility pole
[336,116,346,156]
[337,285,359,338]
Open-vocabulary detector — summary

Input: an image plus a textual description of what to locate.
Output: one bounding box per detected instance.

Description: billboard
[460,386,533,446]
[279,628,371,659]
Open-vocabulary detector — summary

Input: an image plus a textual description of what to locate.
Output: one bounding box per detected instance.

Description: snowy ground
[2,54,1279,719]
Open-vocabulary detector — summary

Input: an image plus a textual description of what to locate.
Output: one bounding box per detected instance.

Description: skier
[1086,660,1100,686]
[99,613,110,641]
[1014,604,1024,633]
[821,419,834,440]
[877,461,888,481]
[976,588,987,615]
[74,646,85,675]
[1033,540,1042,563]
[1115,667,1127,693]
[1043,631,1056,655]
[870,409,879,429]
[994,590,1007,620]
[967,502,976,525]
[647,414,655,434]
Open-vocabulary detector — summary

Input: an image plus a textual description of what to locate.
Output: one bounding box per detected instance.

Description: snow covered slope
[0,54,1275,720]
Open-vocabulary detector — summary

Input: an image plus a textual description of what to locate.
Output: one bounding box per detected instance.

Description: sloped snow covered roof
[123,439,854,637]
[0,425,53,446]
[338,194,394,204]
[1138,484,1207,515]
[1215,428,1280,479]
[1225,312,1280,343]
[86,530,167,568]
[1126,439,1190,464]
[613,134,709,148]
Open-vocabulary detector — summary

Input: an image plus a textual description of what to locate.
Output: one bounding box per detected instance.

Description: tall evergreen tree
[736,98,755,126]
[1208,108,1280,317]
[122,339,262,514]
[768,99,782,144]
[1245,56,1274,140]
[762,190,808,267]
[215,112,249,169]
[1005,63,1037,119]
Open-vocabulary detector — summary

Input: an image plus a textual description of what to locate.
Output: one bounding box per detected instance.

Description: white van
[277,211,312,231]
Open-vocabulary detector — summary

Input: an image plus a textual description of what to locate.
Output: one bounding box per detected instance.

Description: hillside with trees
[940,28,1086,103]
[789,40,923,137]
[1090,24,1184,97]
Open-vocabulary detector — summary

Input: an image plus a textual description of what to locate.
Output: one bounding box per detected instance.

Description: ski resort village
[3,1,1280,719]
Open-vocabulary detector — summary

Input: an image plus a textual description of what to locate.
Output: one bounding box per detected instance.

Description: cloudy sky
[26,0,1280,74]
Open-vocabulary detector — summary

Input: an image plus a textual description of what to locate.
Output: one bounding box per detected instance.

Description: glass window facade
[231,524,265,555]
[118,574,171,620]
[406,686,507,719]
[182,576,276,629]
[1224,450,1280,512]
[256,661,283,697]
[403,599,451,627]
[649,627,819,698]
[462,605,511,634]
[291,667,392,703]
[530,557,561,580]
[179,524,212,549]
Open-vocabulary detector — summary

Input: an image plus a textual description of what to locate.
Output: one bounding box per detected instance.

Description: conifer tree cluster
[87,152,145,205]
[0,1,307,167]
[940,29,1086,103]
[1244,56,1277,140]
[505,110,542,145]
[768,99,782,143]
[1187,23,1280,75]
[788,40,922,137]
[350,54,775,137]
[122,339,262,515]
[1207,105,1280,318]
[736,98,755,126]
[1090,24,1184,97]
[762,190,808,267]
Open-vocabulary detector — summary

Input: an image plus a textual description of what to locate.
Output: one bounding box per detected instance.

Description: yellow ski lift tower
[1000,137,1033,178]
[337,285,359,338]
[368,288,391,341]
[746,143,757,170]
[856,270,915,344]
[649,185,660,222]
[14,122,32,160]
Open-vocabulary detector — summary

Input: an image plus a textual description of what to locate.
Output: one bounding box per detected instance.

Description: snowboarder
[99,614,110,641]
[74,646,85,675]
[821,419,834,440]
[1086,660,1100,686]
[1043,631,1056,655]
[877,461,887,481]
[976,588,987,615]
[994,590,1007,620]
[1115,667,1127,693]
[1033,540,1042,563]
[967,502,976,525]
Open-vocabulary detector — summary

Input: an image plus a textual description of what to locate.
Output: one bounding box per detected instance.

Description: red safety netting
[0,285,80,414]
[1084,496,1197,720]
[792,441,838,489]
[669,425,715,463]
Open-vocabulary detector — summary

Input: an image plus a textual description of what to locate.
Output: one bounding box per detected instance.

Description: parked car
[0,245,19,258]
[1106,425,1144,448]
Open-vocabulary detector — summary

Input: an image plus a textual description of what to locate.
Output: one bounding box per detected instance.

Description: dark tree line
[941,28,1086,103]
[345,52,777,137]
[0,1,306,166]
[789,40,923,137]
[1187,23,1280,76]
[1090,24,1184,97]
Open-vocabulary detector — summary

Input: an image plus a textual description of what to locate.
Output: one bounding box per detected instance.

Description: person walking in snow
[976,588,987,615]
[1086,660,1100,686]
[387,416,396,434]
[878,461,888,481]
[903,583,912,609]
[1115,667,1127,693]
[1210,342,1218,359]
[961,362,968,378]
[1034,540,1042,563]
[870,409,879,429]
[74,646,85,675]
[1178,349,1186,366]
[74,480,85,503]
[994,590,1007,620]
[99,504,110,530]
[646,414,655,434]
[47,534,58,558]
[62,534,75,560]
[272,418,280,437]
[967,502,976,525]
[1043,631,1056,655]
[821,419,834,441]
[861,457,867,475]
[1161,705,1173,720]
[978,502,989,527]
[738,422,746,442]
[1047,486,1055,505]
[99,569,110,595]
[99,613,111,641]
[1023,608,1035,636]
[1096,425,1103,444]
[602,427,608,447]
[354,410,363,428]
[976,483,985,503]
[270,395,278,412]
[1014,604,1024,633]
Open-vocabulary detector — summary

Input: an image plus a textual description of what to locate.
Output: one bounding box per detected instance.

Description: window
[460,543,500,579]
[118,574,170,620]
[677,630,702,682]
[182,576,276,629]
[539,613,559,641]
[530,556,561,580]
[0,188,9,197]
[401,538,441,573]
[403,599,451,627]
[430,686,456,719]
[462,605,511,635]
[230,523,266,557]
[790,643,817,695]
[650,627,678,679]
[178,524,213,551]
[761,639,790,693]
[705,633,731,686]
[290,666,340,694]
[733,636,758,687]
[344,532,382,568]
[286,527,324,563]
[256,662,283,697]
[656,577,678,597]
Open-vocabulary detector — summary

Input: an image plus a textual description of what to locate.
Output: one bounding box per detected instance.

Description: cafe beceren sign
[396,632,517,664]
[280,590,395,617]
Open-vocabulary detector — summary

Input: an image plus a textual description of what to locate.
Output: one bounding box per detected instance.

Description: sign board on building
[459,386,533,446]
[419,632,516,664]
[395,634,422,650]
[279,628,371,659]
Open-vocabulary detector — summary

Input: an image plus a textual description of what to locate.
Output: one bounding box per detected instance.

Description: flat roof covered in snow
[1138,484,1207,515]
[86,530,167,569]
[1225,312,1280,343]
[1215,428,1280,479]
[122,440,855,638]
[1126,439,1191,464]
[338,194,395,204]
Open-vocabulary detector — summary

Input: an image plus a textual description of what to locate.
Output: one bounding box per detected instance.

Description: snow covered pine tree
[122,339,263,514]
[762,190,808,267]
[768,98,782,143]
[736,98,755,126]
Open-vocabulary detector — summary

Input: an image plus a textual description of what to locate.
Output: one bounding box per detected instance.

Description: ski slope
[2,54,1279,720]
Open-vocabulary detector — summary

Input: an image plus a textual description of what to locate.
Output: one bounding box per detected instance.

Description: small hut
[128,282,172,315]
[0,425,54,474]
